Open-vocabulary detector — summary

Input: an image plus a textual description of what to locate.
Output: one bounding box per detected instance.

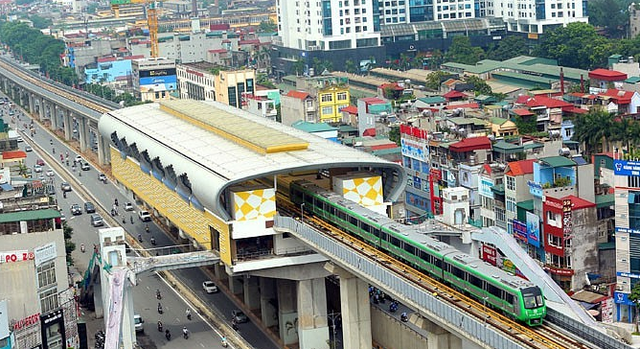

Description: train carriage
[289,179,546,326]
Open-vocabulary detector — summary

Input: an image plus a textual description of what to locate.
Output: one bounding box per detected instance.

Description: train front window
[522,287,543,309]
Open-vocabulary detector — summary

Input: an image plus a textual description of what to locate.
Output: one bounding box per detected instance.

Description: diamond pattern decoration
[232,188,276,221]
[340,176,383,207]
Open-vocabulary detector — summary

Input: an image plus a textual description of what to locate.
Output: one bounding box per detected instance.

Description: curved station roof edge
[98,100,407,220]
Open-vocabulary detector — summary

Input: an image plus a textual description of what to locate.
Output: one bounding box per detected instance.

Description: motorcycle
[182,327,189,339]
[400,312,408,322]
[157,321,163,332]
[157,303,163,314]
[138,234,143,242]
[151,237,156,245]
[221,337,228,348]
[156,289,162,300]
[165,329,171,341]
[389,301,398,313]
[80,244,85,253]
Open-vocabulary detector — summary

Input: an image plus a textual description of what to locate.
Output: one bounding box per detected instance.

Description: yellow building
[318,85,349,123]
[489,117,519,138]
[214,69,255,108]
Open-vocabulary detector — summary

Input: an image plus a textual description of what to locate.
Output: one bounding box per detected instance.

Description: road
[6,98,278,349]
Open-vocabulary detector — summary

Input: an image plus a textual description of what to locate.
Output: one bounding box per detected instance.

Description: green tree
[513,115,538,134]
[445,36,484,65]
[630,282,640,333]
[534,22,614,69]
[259,20,277,33]
[572,108,615,158]
[30,15,53,29]
[64,224,76,266]
[292,59,305,76]
[344,59,357,74]
[425,71,451,90]
[486,36,529,61]
[589,0,628,38]
[388,125,400,146]
[464,75,492,95]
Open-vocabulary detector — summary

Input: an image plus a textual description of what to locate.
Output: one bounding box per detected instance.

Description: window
[40,288,58,313]
[506,176,515,190]
[337,92,348,101]
[322,106,334,115]
[506,196,516,213]
[321,94,333,102]
[38,262,56,289]
[546,211,561,227]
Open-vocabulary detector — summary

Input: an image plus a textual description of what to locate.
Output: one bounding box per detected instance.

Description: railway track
[275,191,590,349]
[0,58,114,114]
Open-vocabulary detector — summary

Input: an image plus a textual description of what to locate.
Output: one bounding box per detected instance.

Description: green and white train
[290,180,546,326]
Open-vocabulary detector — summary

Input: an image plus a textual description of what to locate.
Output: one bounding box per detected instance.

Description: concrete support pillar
[297,278,329,349]
[39,98,47,122]
[277,279,297,346]
[18,89,24,107]
[63,110,72,141]
[243,275,260,311]
[259,278,278,328]
[51,105,59,130]
[229,275,243,295]
[78,116,88,152]
[97,132,109,165]
[412,317,460,349]
[10,83,15,100]
[327,265,372,349]
[214,263,227,283]
[28,93,35,115]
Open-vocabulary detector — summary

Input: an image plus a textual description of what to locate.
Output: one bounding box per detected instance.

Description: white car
[34,165,42,173]
[75,155,83,163]
[134,314,144,333]
[202,281,218,294]
[124,202,134,211]
[45,169,54,177]
[138,210,151,222]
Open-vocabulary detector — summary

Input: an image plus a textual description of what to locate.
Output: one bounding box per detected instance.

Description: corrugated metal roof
[160,100,308,154]
[0,208,60,223]
[539,156,576,168]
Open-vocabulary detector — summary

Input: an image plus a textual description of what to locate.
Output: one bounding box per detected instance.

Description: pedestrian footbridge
[127,250,220,274]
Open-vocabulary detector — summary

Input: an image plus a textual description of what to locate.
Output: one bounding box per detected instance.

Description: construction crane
[111,0,163,58]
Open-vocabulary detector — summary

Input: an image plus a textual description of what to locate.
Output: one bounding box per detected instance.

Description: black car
[84,202,96,213]
[60,182,72,192]
[70,204,82,215]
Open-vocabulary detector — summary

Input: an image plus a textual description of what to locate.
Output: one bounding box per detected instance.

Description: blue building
[84,55,144,84]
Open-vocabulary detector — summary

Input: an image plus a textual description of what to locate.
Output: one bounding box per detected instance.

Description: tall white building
[276,0,381,51]
[482,0,588,33]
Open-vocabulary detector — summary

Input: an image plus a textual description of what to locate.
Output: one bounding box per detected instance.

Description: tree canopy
[444,36,484,65]
[588,0,630,37]
[485,35,529,61]
[0,21,77,85]
[534,22,614,69]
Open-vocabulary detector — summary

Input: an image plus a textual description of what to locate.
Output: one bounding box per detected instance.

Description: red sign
[0,250,34,264]
[482,244,497,266]
[563,200,572,238]
[13,313,40,330]
[544,265,574,276]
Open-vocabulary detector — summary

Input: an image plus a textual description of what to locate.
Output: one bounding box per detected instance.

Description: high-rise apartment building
[480,0,588,33]
[276,0,381,51]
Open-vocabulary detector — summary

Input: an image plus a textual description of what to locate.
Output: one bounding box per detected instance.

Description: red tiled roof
[380,82,404,90]
[515,95,531,104]
[363,128,376,136]
[449,136,492,153]
[361,97,386,104]
[341,105,358,114]
[286,90,310,100]
[562,195,596,210]
[588,68,628,81]
[505,159,536,176]
[239,39,260,45]
[512,108,534,116]
[564,106,588,114]
[444,102,478,110]
[600,89,635,104]
[524,96,572,109]
[2,150,27,160]
[443,90,466,99]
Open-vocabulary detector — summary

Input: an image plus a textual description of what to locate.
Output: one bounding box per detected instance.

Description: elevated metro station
[97,99,407,348]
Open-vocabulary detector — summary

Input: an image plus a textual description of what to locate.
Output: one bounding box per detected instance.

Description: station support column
[297,278,330,349]
[326,264,372,349]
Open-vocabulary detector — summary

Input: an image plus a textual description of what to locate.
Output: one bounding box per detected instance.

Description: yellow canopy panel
[160,100,309,154]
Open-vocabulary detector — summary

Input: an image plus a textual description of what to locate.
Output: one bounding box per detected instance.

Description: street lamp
[300,202,305,222]
[482,296,489,326]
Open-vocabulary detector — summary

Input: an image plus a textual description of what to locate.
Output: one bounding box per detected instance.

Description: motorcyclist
[157,320,163,332]
[157,302,163,314]
[400,312,408,322]
[156,289,161,300]
[182,326,189,339]
[186,308,191,320]
[150,236,156,245]
[138,234,143,242]
[165,329,171,340]
[80,243,85,253]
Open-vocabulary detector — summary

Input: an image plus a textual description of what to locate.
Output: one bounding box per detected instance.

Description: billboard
[139,68,177,92]
[513,219,528,242]
[526,211,540,247]
[481,244,497,266]
[613,160,640,176]
[400,138,428,161]
[478,177,494,198]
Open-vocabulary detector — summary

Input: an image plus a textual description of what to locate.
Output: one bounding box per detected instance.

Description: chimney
[580,74,585,93]
[560,67,565,95]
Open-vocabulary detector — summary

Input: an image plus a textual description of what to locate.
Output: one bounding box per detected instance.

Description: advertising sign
[563,199,573,239]
[400,138,428,161]
[526,211,540,247]
[503,258,516,274]
[34,243,57,267]
[478,177,494,199]
[0,250,34,264]
[614,291,635,305]
[615,227,640,235]
[40,309,65,349]
[601,297,614,323]
[617,271,640,278]
[614,160,640,176]
[481,244,497,266]
[139,68,177,92]
[513,219,528,242]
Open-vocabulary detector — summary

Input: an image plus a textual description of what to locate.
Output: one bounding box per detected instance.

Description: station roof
[99,100,405,220]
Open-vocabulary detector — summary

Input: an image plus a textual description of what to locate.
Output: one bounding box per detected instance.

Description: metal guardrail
[546,308,633,349]
[274,215,526,349]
